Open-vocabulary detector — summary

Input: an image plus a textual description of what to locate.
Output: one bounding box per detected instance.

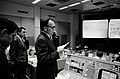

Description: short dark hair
[17,26,26,34]
[0,17,18,34]
[40,16,54,31]
[97,51,103,58]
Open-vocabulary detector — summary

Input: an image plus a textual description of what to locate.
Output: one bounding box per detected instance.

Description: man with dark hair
[17,27,29,50]
[0,17,18,79]
[9,26,28,79]
[35,16,64,79]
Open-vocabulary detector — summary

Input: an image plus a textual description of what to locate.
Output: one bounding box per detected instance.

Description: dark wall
[107,39,120,53]
[55,21,70,46]
[82,38,108,52]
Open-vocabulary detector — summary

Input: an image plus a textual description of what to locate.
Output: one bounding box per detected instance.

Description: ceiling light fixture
[59,0,90,10]
[59,2,81,10]
[32,0,41,4]
[68,2,81,7]
[59,6,69,10]
[81,0,90,3]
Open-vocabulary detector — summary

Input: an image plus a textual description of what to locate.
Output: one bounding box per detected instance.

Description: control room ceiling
[1,0,120,14]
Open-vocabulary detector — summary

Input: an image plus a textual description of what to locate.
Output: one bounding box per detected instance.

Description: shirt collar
[16,35,24,42]
[42,31,51,39]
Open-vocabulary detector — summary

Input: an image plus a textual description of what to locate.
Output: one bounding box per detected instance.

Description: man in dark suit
[35,16,64,79]
[0,17,18,79]
[9,27,28,79]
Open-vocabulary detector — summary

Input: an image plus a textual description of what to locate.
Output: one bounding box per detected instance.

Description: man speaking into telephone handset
[35,16,69,79]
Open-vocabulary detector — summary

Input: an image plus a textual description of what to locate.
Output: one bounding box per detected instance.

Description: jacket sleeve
[9,40,18,62]
[35,39,59,65]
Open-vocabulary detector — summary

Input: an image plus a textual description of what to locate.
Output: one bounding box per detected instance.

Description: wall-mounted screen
[109,19,120,38]
[83,20,108,38]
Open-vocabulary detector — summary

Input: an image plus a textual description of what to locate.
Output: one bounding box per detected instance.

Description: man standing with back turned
[35,16,65,79]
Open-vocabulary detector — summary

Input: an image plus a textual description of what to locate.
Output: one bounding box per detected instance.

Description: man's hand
[57,45,64,53]
[57,42,69,53]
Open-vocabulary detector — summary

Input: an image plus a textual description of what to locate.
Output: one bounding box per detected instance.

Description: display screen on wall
[83,20,108,38]
[109,19,120,38]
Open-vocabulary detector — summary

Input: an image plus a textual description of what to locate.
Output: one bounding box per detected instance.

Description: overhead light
[113,4,117,6]
[81,0,90,3]
[68,2,81,7]
[32,0,41,4]
[59,6,69,10]
[59,2,81,10]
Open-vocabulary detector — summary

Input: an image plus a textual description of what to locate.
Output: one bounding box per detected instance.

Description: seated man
[93,51,103,59]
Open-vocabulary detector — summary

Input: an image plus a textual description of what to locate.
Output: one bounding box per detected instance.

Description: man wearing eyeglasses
[35,16,64,79]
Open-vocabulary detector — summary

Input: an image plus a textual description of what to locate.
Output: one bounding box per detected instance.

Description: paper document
[61,42,69,48]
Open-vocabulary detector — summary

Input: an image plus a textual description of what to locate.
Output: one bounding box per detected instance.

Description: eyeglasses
[48,26,55,29]
[23,31,26,33]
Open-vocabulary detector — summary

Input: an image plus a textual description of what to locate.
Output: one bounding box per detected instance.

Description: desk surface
[56,70,90,79]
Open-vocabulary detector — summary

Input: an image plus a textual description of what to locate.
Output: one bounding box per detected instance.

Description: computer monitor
[98,69,118,79]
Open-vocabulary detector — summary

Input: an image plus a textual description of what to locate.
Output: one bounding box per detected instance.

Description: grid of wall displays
[83,19,120,38]
[109,19,120,38]
[83,20,108,38]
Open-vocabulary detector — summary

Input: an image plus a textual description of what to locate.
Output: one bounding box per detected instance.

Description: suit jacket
[0,48,10,79]
[35,31,60,79]
[9,35,28,63]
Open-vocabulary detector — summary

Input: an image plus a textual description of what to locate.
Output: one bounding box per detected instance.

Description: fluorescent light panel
[68,2,81,7]
[81,0,90,3]
[59,6,69,10]
[32,0,41,4]
[59,2,81,10]
[59,0,90,10]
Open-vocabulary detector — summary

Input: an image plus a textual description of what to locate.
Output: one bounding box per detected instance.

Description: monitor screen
[98,69,118,79]
[83,20,108,38]
[109,19,120,38]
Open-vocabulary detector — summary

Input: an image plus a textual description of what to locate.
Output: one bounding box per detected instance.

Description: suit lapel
[42,32,55,51]
[16,35,26,48]
[47,37,55,50]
